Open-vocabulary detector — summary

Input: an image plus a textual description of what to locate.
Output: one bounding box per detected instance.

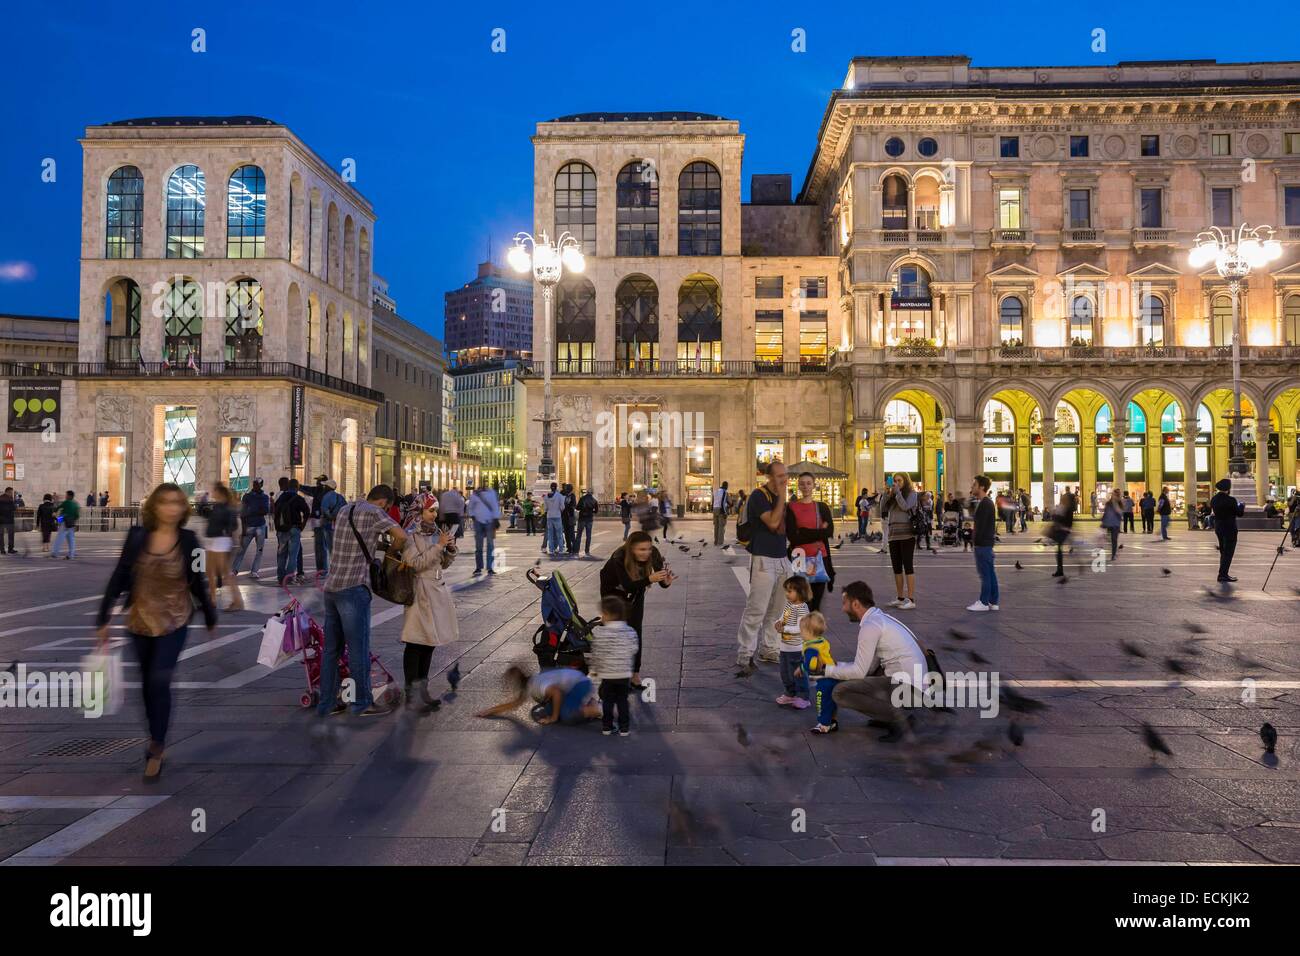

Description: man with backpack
[232,477,271,578]
[1156,486,1173,541]
[274,478,310,586]
[734,460,791,676]
[51,490,80,560]
[576,488,599,556]
[314,478,345,577]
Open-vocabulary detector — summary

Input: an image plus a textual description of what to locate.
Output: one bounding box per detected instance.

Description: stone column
[1040,421,1056,511]
[1255,418,1271,505]
[1182,422,1198,527]
[1112,422,1128,493]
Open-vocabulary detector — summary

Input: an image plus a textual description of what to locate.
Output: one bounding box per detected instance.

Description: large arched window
[105,166,144,259]
[1211,293,1233,347]
[225,278,264,363]
[1029,401,1080,434]
[881,174,908,230]
[883,399,923,433]
[1137,293,1165,347]
[616,161,658,256]
[104,277,142,365]
[1069,295,1094,345]
[1285,293,1300,346]
[165,165,205,258]
[555,279,596,371]
[678,161,721,255]
[677,274,721,368]
[998,296,1024,345]
[887,264,939,342]
[554,162,596,255]
[226,165,266,258]
[162,278,202,364]
[982,399,1015,434]
[614,275,658,367]
[1095,402,1146,434]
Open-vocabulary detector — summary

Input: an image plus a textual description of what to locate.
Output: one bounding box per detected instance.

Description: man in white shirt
[542,482,566,557]
[811,579,927,740]
[466,485,502,575]
[712,480,730,546]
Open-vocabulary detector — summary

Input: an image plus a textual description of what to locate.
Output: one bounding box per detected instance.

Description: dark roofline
[95,116,280,128]
[0,313,78,323]
[548,111,730,123]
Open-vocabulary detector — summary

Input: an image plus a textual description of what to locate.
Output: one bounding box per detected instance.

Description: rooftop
[97,116,280,128]
[548,111,729,123]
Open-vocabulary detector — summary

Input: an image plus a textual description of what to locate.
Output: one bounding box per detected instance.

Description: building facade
[1,116,382,504]
[443,260,534,366]
[450,359,526,492]
[0,314,79,364]
[523,61,1300,512]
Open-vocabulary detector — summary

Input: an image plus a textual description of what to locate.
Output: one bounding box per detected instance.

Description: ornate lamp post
[1188,224,1282,476]
[508,231,585,483]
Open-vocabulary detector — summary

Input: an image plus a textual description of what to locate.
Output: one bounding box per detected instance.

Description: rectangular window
[799,276,827,299]
[1140,135,1160,157]
[1286,132,1300,155]
[1211,133,1231,156]
[1285,185,1300,226]
[1140,188,1163,228]
[1070,135,1089,158]
[1212,187,1234,227]
[755,276,783,299]
[799,311,828,369]
[755,310,783,367]
[1000,136,1019,158]
[998,189,1022,230]
[1069,189,1091,229]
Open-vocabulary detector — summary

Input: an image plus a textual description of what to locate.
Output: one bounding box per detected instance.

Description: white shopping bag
[81,650,124,717]
[257,614,292,668]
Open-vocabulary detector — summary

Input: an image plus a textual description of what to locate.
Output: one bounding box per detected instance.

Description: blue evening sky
[1,0,1296,340]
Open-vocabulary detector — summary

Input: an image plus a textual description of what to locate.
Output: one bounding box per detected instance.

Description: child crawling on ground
[476,655,602,725]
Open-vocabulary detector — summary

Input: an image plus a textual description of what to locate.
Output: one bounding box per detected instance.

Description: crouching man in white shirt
[812,579,927,741]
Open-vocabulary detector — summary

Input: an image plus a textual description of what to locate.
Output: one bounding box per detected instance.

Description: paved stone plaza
[0,518,1297,866]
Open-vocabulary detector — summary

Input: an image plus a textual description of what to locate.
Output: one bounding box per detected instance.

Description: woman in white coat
[399,495,459,713]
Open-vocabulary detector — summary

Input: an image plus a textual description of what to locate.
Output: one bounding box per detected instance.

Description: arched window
[982,399,1015,434]
[881,174,908,230]
[677,274,721,367]
[225,278,264,363]
[998,296,1024,345]
[104,278,142,365]
[616,162,658,256]
[106,166,143,259]
[556,279,596,371]
[1029,401,1079,434]
[226,165,266,258]
[307,296,320,370]
[1069,295,1094,345]
[1137,293,1165,347]
[883,399,923,433]
[165,165,205,258]
[1095,402,1145,434]
[162,278,202,364]
[678,161,721,255]
[554,162,596,255]
[1211,294,1233,347]
[614,275,658,367]
[1285,293,1300,346]
[888,264,938,342]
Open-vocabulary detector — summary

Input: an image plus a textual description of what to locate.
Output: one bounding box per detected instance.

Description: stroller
[290,591,400,709]
[940,519,959,547]
[527,567,598,670]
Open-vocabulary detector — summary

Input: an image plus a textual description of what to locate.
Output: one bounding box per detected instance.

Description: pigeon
[698,539,705,545]
[966,650,991,665]
[1260,723,1277,755]
[735,723,751,748]
[948,628,975,642]
[678,545,690,553]
[1000,686,1047,714]
[447,662,461,692]
[1184,621,1208,635]
[1140,723,1174,757]
[1008,721,1025,747]
[690,552,702,559]
[1163,658,1191,675]
[1161,568,1172,576]
[1014,560,1023,570]
[533,558,542,567]
[1119,640,1147,659]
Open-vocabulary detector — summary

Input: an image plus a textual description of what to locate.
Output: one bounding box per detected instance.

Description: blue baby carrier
[527,567,597,669]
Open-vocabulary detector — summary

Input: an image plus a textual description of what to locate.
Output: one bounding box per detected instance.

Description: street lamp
[507,230,585,483]
[1188,224,1282,476]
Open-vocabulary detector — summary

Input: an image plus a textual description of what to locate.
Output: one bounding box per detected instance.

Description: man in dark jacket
[968,475,999,611]
[274,479,310,586]
[576,488,599,556]
[1209,478,1245,582]
[561,483,578,555]
[0,487,16,554]
[1139,490,1156,535]
[1156,487,1173,541]
[232,478,270,577]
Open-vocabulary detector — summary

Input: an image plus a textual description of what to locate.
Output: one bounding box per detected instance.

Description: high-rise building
[443,261,533,366]
[450,359,526,491]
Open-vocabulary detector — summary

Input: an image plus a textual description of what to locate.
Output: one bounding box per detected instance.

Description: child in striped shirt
[774,576,812,709]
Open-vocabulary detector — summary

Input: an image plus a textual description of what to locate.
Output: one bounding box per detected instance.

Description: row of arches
[555,159,721,257]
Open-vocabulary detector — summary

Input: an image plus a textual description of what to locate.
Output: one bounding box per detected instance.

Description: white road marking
[0,795,170,866]
[0,595,100,621]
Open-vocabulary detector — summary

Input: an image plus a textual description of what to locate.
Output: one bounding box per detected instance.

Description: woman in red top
[784,471,836,611]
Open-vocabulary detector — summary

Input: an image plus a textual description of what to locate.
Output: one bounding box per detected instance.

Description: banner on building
[289,385,305,466]
[7,380,61,433]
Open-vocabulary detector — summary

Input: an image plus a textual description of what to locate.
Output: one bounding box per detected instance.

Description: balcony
[1132,227,1175,247]
[106,335,140,368]
[1062,227,1104,247]
[514,359,830,378]
[163,334,201,366]
[0,359,383,403]
[1284,226,1300,242]
[991,228,1033,247]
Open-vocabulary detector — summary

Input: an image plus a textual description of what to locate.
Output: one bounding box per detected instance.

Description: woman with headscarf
[398,495,459,712]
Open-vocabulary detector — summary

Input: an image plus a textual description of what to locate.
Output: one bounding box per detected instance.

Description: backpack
[909,504,929,538]
[735,487,774,548]
[273,494,298,533]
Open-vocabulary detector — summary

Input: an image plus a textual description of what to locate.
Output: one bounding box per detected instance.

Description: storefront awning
[788,459,847,479]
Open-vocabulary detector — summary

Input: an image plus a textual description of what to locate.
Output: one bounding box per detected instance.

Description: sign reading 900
[7,380,61,433]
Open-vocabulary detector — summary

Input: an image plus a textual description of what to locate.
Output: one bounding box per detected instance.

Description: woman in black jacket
[598,530,674,689]
[784,472,836,611]
[35,493,57,553]
[97,483,217,780]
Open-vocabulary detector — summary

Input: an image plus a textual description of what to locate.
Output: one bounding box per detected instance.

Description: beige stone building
[1,116,382,503]
[523,60,1300,514]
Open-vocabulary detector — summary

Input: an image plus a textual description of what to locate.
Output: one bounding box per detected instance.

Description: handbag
[257,613,294,668]
[348,504,416,606]
[805,552,831,584]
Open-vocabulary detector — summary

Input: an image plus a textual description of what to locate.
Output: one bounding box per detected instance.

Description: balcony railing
[1063,227,1103,245]
[1284,226,1300,242]
[163,334,201,366]
[106,335,140,367]
[1133,228,1174,246]
[991,228,1032,245]
[515,359,830,378]
[0,359,383,402]
[982,345,1300,364]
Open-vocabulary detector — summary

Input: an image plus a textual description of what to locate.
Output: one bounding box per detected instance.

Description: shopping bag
[81,650,124,717]
[284,606,312,654]
[806,552,831,584]
[257,614,292,668]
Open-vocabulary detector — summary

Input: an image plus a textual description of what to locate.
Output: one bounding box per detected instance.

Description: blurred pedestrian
[231,478,270,578]
[50,490,79,560]
[467,483,501,575]
[205,483,243,611]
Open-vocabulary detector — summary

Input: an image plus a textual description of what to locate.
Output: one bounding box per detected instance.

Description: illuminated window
[225,278,264,362]
[105,166,143,259]
[998,189,1022,230]
[677,274,721,365]
[162,278,202,364]
[1211,294,1233,347]
[615,275,658,366]
[1136,293,1165,347]
[166,164,205,258]
[884,400,922,434]
[226,165,266,258]
[1285,293,1300,345]
[556,279,595,370]
[162,405,198,496]
[1069,296,1094,344]
[755,310,783,367]
[983,399,1015,434]
[998,297,1024,344]
[799,311,828,369]
[554,162,596,255]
